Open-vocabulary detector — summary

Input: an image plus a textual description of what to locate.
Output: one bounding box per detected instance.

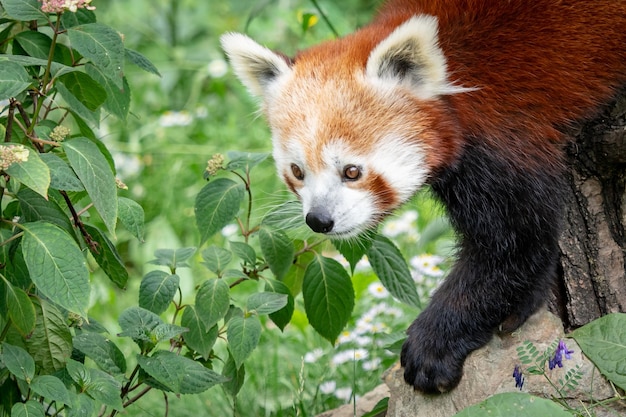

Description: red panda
[221,0,626,393]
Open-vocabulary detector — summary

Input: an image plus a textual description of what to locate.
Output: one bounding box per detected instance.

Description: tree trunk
[552,93,626,329]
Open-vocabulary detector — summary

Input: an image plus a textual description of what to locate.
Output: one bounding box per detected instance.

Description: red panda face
[221,16,467,237]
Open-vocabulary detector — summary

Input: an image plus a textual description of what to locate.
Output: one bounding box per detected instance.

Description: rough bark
[553,93,626,329]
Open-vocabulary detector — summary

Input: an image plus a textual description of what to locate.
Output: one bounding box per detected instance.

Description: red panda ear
[366,15,465,97]
[220,33,292,97]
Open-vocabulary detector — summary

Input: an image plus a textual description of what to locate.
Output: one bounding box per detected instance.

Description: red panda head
[221,16,467,238]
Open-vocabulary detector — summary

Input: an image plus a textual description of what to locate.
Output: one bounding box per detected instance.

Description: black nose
[306,210,334,233]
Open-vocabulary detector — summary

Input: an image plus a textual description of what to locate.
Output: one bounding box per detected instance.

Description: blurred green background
[86,1,454,415]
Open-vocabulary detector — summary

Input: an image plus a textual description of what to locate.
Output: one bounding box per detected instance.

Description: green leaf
[181,305,218,360]
[86,63,130,120]
[264,279,294,331]
[225,151,269,172]
[201,245,233,275]
[125,48,161,76]
[2,279,36,335]
[246,292,288,315]
[67,392,96,417]
[40,153,84,192]
[333,232,373,273]
[152,323,187,343]
[194,178,245,245]
[21,221,89,316]
[73,332,127,375]
[83,224,128,289]
[136,350,228,394]
[60,8,96,28]
[149,247,196,269]
[17,187,74,236]
[58,72,107,112]
[229,241,256,265]
[1,342,35,382]
[195,278,230,330]
[570,313,626,390]
[0,59,31,100]
[362,397,389,417]
[227,315,262,369]
[366,234,421,308]
[222,351,245,397]
[64,137,118,236]
[66,359,123,411]
[5,147,50,199]
[259,227,294,280]
[118,306,163,345]
[14,30,51,60]
[118,197,145,242]
[0,0,46,21]
[261,200,308,232]
[24,298,72,373]
[56,81,101,126]
[11,401,45,417]
[138,271,179,315]
[452,392,572,417]
[30,375,71,406]
[302,254,355,344]
[67,23,125,88]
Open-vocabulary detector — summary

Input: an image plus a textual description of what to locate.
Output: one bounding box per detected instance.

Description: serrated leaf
[195,278,230,330]
[227,315,261,369]
[60,7,96,28]
[66,359,123,411]
[261,200,308,232]
[222,351,245,397]
[24,298,72,373]
[118,306,163,344]
[118,197,145,242]
[149,247,196,269]
[40,153,85,192]
[15,30,51,60]
[59,72,107,112]
[181,305,218,360]
[570,313,626,390]
[57,82,101,126]
[136,350,227,394]
[85,63,130,120]
[2,279,36,335]
[1,0,46,20]
[264,279,294,331]
[73,332,127,375]
[67,23,124,88]
[194,178,245,245]
[0,58,31,100]
[11,400,45,417]
[30,375,71,406]
[64,137,118,236]
[138,271,179,315]
[225,151,269,172]
[366,234,420,308]
[5,148,50,199]
[1,342,35,382]
[125,48,161,76]
[246,292,288,315]
[17,187,74,236]
[153,323,187,343]
[201,245,233,275]
[21,221,89,316]
[332,232,373,273]
[452,392,572,417]
[83,224,128,289]
[302,254,355,343]
[67,392,96,417]
[230,240,256,265]
[259,227,294,280]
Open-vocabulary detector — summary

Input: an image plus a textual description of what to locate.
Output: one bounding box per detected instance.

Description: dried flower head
[0,144,30,171]
[40,0,95,13]
[205,153,225,177]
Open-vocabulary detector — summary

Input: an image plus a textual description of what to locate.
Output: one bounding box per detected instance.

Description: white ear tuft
[366,15,468,97]
[220,33,292,97]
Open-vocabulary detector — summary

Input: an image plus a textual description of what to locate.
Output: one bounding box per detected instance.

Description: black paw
[400,311,491,394]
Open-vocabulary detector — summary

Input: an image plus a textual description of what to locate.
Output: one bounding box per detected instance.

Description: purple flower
[512,365,524,390]
[549,339,574,370]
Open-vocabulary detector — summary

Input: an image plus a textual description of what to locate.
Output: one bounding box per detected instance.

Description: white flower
[362,357,382,371]
[331,350,353,365]
[158,110,193,127]
[335,387,352,402]
[319,380,336,394]
[304,348,323,363]
[221,223,239,238]
[381,210,419,238]
[208,58,228,78]
[410,254,445,277]
[368,282,389,299]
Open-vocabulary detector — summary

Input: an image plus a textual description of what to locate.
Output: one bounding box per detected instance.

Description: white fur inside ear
[220,32,292,97]
[366,15,470,97]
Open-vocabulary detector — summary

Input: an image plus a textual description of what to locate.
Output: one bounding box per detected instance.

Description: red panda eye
[343,165,361,181]
[291,163,304,180]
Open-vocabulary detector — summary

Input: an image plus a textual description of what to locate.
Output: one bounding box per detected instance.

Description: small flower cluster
[0,144,29,171]
[40,0,95,13]
[205,153,225,176]
[49,125,71,142]
[512,364,524,390]
[549,339,574,370]
[382,210,419,241]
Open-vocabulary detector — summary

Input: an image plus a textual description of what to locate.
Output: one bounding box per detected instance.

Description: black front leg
[401,142,564,393]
